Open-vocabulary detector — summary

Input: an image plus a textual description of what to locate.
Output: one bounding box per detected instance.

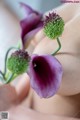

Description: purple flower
[28,55,63,98]
[20,2,43,48]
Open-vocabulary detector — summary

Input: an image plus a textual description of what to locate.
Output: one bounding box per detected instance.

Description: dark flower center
[32,56,55,89]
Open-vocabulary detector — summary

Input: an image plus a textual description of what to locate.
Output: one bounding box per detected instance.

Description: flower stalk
[6,73,15,84]
[52,38,61,56]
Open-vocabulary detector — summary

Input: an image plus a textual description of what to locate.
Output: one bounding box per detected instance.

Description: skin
[0,3,80,120]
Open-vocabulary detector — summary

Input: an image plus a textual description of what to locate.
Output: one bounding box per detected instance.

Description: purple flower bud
[28,55,63,98]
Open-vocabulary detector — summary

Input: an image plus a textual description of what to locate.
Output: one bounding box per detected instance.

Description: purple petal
[20,2,34,16]
[23,26,43,49]
[20,13,42,41]
[19,3,43,48]
[19,2,41,17]
[36,21,43,28]
[28,55,63,98]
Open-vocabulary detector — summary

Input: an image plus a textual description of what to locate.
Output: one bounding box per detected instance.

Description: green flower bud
[44,12,64,39]
[7,50,30,75]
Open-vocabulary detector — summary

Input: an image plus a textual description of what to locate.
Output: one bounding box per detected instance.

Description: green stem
[0,70,4,77]
[6,73,14,84]
[51,38,61,56]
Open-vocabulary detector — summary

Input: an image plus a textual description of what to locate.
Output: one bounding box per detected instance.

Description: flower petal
[28,55,63,98]
[20,2,41,17]
[23,26,43,49]
[20,3,43,48]
[36,21,43,28]
[20,2,34,16]
[20,13,42,41]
